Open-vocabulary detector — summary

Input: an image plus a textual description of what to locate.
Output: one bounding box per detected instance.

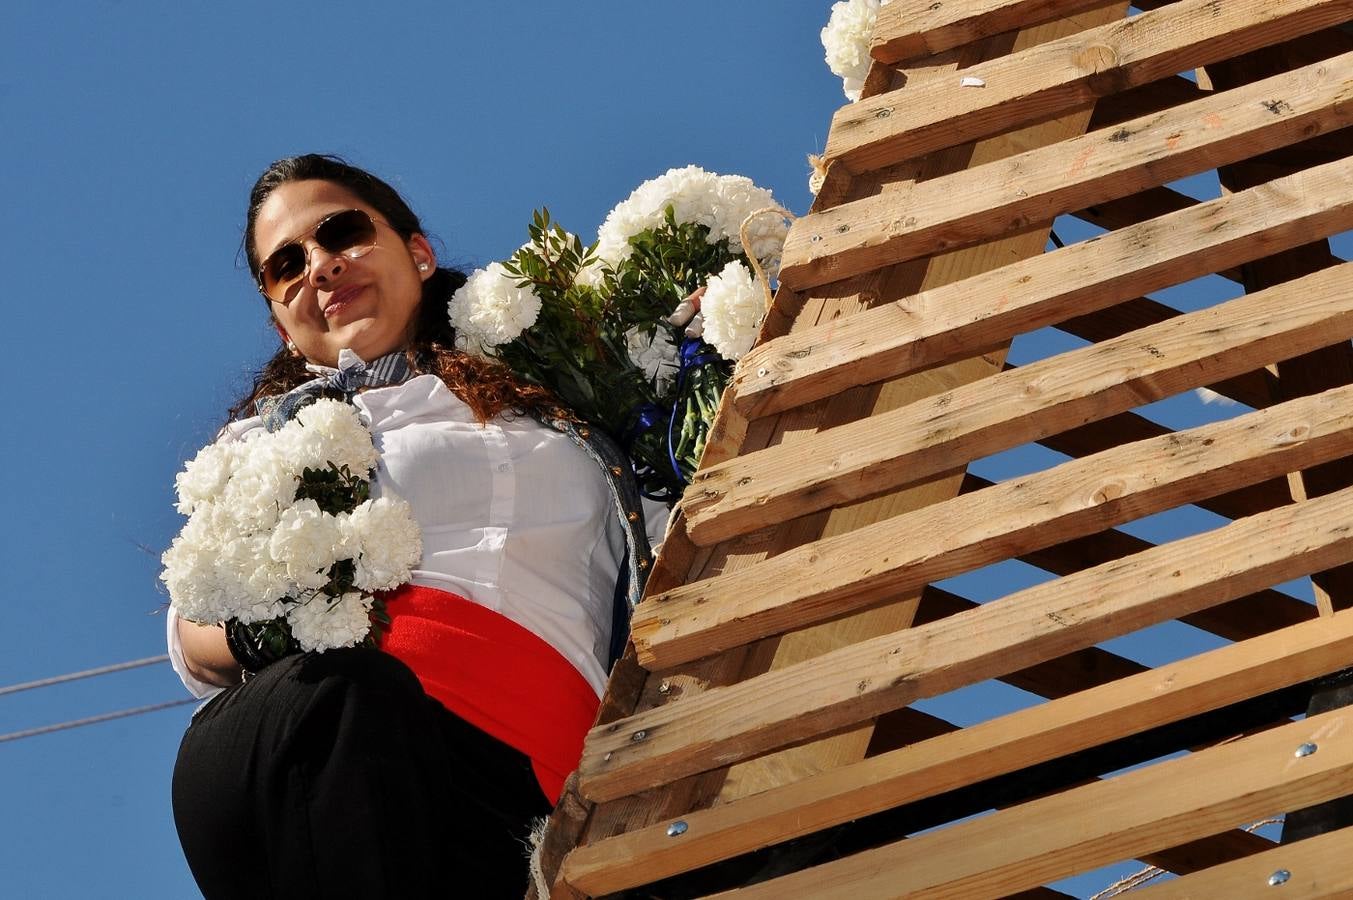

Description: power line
[0,654,171,697]
[0,697,198,744]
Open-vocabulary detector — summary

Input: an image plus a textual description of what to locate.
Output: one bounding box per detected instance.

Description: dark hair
[229,154,562,424]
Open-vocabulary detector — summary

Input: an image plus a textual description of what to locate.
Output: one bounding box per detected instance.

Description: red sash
[376,584,600,803]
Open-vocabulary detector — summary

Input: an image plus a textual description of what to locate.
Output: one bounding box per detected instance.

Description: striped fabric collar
[302,348,410,393]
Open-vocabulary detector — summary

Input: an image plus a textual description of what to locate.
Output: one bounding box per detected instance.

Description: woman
[168,155,649,898]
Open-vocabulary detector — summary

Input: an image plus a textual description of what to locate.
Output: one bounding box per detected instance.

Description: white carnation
[217,432,297,531]
[286,592,374,653]
[447,263,543,355]
[173,441,241,515]
[283,399,380,476]
[701,261,764,361]
[161,512,230,623]
[594,166,789,272]
[625,327,680,393]
[344,497,423,592]
[216,533,291,623]
[822,0,880,101]
[267,499,349,590]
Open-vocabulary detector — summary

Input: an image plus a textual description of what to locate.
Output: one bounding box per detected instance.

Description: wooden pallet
[534,1,1353,896]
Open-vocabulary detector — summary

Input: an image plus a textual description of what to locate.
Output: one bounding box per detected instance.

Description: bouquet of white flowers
[162,399,423,657]
[448,167,790,500]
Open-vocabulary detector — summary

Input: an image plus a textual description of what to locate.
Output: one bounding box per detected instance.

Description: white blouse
[167,374,627,700]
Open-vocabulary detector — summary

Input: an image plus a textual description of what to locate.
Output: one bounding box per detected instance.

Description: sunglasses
[256,208,383,302]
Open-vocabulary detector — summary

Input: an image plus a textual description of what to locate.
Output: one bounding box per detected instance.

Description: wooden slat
[692,262,1353,545]
[638,381,1353,671]
[1133,824,1353,898]
[826,0,1348,175]
[733,155,1353,419]
[1086,74,1212,127]
[717,706,1353,899]
[871,0,1111,63]
[781,50,1353,290]
[1028,411,1297,518]
[955,474,1315,640]
[549,17,1140,890]
[564,610,1353,893]
[586,482,1353,800]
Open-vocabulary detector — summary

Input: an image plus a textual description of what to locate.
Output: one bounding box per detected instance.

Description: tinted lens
[259,244,307,301]
[315,209,377,258]
[257,210,378,301]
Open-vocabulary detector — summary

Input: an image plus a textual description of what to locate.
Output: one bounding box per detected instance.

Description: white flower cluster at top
[700,261,765,362]
[162,399,422,652]
[821,0,884,101]
[594,165,790,272]
[446,261,545,357]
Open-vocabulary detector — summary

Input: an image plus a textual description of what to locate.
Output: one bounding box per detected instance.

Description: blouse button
[611,466,623,476]
[579,428,591,439]
[497,462,511,473]
[627,511,640,522]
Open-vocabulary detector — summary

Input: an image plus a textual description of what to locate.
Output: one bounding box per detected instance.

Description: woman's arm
[176,617,243,688]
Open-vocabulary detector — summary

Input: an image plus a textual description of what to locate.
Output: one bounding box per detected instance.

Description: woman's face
[253,179,435,367]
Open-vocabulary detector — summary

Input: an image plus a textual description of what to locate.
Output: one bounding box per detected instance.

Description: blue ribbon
[665,338,721,483]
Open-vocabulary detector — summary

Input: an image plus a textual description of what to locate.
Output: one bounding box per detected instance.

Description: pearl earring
[418,263,430,272]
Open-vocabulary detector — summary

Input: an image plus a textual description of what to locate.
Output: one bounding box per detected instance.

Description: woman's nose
[306,244,348,288]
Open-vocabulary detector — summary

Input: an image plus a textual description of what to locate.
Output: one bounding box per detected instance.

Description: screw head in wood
[1295,742,1318,758]
[1268,869,1291,886]
[632,729,648,742]
[667,821,688,837]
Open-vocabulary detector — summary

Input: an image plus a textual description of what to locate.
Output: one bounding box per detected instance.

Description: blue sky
[2,2,1344,897]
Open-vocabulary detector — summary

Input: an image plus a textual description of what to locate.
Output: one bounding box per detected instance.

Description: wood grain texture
[733,155,1353,419]
[781,49,1353,289]
[1132,824,1353,898]
[830,0,1349,173]
[871,0,1110,62]
[715,706,1353,899]
[691,262,1353,545]
[586,482,1353,799]
[636,380,1353,671]
[564,610,1353,893]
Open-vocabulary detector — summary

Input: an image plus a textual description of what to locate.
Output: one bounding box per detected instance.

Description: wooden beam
[691,263,1353,545]
[563,609,1353,893]
[590,482,1353,800]
[549,19,1122,887]
[1086,74,1211,128]
[717,706,1353,899]
[1132,825,1353,898]
[734,156,1353,419]
[1071,186,1248,282]
[1054,299,1281,408]
[826,0,1349,175]
[955,474,1315,641]
[871,0,1112,63]
[638,381,1353,670]
[1028,411,1296,518]
[781,50,1353,290]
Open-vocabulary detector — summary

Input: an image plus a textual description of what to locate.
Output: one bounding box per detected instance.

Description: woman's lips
[323,286,365,319]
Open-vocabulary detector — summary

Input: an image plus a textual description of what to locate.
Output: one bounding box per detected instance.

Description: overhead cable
[0,697,197,744]
[0,654,171,697]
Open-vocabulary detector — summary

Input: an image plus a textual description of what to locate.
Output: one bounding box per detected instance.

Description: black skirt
[172,647,552,899]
